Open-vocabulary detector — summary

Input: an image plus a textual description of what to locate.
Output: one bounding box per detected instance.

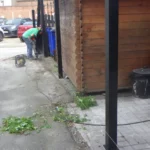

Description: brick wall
[0,1,54,19]
[15,1,53,7]
[0,6,37,19]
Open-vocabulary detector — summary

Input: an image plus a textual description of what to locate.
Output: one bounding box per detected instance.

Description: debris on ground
[53,106,88,125]
[0,112,51,134]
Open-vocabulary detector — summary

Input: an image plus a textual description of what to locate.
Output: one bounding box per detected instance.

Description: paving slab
[67,95,150,150]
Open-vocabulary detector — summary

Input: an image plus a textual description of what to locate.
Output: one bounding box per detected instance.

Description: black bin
[130,68,150,98]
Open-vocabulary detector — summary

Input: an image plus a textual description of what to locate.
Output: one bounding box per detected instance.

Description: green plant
[0,116,36,134]
[53,106,87,124]
[75,95,97,110]
[0,112,51,134]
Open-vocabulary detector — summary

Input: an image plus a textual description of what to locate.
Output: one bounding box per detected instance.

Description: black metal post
[105,0,119,149]
[40,0,46,55]
[54,0,63,78]
[45,14,48,27]
[32,10,36,28]
[48,15,51,27]
[51,15,54,27]
[40,0,44,26]
[37,0,41,27]
[50,15,52,27]
[40,0,49,57]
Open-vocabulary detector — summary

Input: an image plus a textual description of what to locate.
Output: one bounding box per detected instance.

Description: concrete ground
[0,38,81,150]
[2,38,150,150]
[68,94,150,150]
[0,38,26,60]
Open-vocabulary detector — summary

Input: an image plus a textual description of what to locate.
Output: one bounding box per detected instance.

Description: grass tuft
[75,95,97,110]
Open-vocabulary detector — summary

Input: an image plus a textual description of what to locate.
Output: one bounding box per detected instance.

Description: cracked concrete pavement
[0,38,81,150]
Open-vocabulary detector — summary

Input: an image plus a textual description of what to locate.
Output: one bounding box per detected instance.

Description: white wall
[0,0,12,6]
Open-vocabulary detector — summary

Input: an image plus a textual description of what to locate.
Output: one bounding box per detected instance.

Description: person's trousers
[23,37,33,58]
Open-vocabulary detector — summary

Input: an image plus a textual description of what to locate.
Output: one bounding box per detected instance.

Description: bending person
[22,27,41,59]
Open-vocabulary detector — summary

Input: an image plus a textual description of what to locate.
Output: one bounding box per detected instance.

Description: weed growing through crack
[53,106,87,125]
[75,93,97,110]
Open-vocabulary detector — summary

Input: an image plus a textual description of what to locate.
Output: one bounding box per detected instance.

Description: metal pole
[32,10,36,28]
[37,0,41,27]
[51,15,54,27]
[45,14,48,27]
[54,0,63,78]
[105,0,119,149]
[40,0,45,53]
[40,0,49,57]
[50,15,52,27]
[48,15,50,27]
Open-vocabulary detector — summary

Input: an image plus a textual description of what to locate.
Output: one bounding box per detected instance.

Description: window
[5,19,21,25]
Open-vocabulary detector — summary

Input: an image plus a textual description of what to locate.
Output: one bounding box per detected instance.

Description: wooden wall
[59,0,82,90]
[81,0,150,92]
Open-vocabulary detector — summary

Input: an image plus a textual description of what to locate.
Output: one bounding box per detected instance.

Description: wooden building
[59,0,150,93]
